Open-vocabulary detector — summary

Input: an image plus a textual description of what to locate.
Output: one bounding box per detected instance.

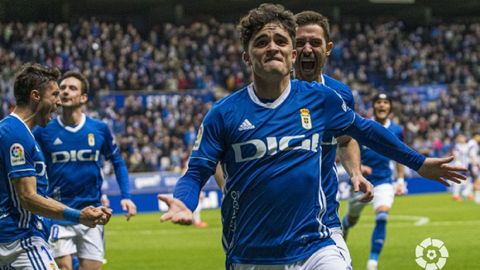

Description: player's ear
[291,49,297,62]
[326,41,334,56]
[80,93,88,104]
[242,52,251,66]
[30,89,41,103]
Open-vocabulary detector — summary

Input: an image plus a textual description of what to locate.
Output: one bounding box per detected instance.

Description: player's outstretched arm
[158,195,193,225]
[337,136,373,202]
[13,176,112,228]
[344,115,467,185]
[120,199,137,221]
[417,156,467,186]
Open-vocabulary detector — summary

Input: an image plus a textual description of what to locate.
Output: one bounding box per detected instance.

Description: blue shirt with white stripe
[0,114,50,243]
[361,119,404,186]
[175,80,355,265]
[320,74,355,229]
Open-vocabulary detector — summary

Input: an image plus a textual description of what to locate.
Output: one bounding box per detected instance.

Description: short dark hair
[62,71,90,95]
[238,3,297,51]
[14,63,60,106]
[295,11,331,42]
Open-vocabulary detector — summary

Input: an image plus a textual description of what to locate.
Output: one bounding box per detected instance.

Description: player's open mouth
[301,61,315,72]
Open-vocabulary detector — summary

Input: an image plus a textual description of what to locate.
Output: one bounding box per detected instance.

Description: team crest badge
[300,108,312,130]
[88,133,95,146]
[193,124,204,151]
[49,262,58,270]
[10,143,26,166]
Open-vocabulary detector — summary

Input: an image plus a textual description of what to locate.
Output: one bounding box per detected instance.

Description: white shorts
[330,228,352,270]
[348,183,395,217]
[0,236,58,270]
[231,245,348,270]
[49,224,104,262]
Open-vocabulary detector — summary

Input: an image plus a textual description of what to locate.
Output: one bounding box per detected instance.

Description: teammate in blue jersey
[33,71,136,270]
[0,64,111,269]
[294,10,373,268]
[158,4,466,270]
[341,93,405,270]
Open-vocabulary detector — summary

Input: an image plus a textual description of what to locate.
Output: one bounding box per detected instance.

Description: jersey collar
[10,112,35,139]
[57,113,86,133]
[247,81,291,109]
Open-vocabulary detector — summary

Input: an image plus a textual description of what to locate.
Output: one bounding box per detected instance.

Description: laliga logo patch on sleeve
[10,143,26,166]
[193,124,204,151]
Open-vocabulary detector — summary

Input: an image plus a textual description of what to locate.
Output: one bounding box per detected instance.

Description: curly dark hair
[238,3,297,51]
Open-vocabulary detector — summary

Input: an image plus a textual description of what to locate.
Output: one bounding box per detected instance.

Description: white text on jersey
[51,150,100,163]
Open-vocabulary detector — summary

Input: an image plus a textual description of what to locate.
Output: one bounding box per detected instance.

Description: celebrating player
[294,10,372,267]
[0,64,111,269]
[158,4,466,269]
[341,93,405,270]
[34,71,136,270]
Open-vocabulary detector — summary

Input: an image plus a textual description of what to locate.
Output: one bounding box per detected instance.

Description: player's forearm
[18,193,67,221]
[345,115,426,171]
[337,137,362,177]
[112,155,131,199]
[174,162,214,211]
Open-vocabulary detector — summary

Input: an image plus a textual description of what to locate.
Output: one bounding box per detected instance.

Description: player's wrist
[63,208,81,223]
[396,177,405,184]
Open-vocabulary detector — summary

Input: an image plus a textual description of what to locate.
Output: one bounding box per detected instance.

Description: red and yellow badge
[88,133,95,146]
[300,108,312,130]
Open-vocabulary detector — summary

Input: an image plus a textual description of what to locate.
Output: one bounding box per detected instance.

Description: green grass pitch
[103,193,480,269]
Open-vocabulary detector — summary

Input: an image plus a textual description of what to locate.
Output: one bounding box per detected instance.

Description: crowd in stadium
[0,18,479,172]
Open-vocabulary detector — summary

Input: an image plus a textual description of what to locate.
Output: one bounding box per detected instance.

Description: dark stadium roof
[3,0,480,23]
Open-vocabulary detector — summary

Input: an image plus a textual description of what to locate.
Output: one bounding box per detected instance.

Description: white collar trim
[10,113,35,139]
[247,81,291,109]
[57,113,86,133]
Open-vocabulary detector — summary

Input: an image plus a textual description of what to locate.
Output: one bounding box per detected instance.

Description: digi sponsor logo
[231,134,319,162]
[10,143,26,166]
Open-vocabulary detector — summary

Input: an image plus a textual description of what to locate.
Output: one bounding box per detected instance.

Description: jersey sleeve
[101,123,131,199]
[321,85,356,133]
[1,133,37,180]
[173,105,225,211]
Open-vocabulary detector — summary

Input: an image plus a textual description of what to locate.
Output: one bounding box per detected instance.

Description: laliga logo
[415,238,449,270]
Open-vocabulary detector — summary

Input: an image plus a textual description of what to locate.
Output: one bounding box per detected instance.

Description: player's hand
[157,195,193,225]
[79,206,111,228]
[417,156,467,186]
[121,199,137,221]
[395,182,407,196]
[361,165,372,176]
[351,174,374,203]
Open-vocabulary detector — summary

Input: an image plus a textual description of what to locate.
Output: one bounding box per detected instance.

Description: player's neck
[252,75,290,100]
[374,117,388,126]
[60,107,83,126]
[12,106,37,130]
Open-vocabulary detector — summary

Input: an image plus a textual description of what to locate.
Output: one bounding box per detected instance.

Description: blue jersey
[361,119,403,186]
[0,114,50,243]
[33,114,130,224]
[320,74,355,229]
[177,80,355,264]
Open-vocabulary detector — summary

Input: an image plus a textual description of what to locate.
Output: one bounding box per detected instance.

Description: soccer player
[469,134,480,203]
[0,63,111,269]
[341,93,405,270]
[451,134,474,201]
[158,4,465,269]
[294,10,372,267]
[34,71,136,270]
